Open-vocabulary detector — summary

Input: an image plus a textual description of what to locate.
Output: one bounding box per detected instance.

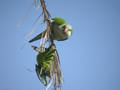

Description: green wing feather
[35,45,56,86]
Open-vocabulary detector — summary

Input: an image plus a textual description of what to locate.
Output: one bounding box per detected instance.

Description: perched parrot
[32,45,56,86]
[29,17,73,43]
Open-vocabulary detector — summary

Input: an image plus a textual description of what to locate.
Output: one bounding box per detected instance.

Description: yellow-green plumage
[36,45,56,86]
[52,17,67,25]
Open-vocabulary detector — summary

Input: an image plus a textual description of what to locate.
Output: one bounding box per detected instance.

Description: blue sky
[0,0,120,90]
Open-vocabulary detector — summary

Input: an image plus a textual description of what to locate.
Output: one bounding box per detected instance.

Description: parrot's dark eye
[62,25,66,29]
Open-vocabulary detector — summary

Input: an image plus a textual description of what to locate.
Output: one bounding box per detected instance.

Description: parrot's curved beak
[64,28,68,33]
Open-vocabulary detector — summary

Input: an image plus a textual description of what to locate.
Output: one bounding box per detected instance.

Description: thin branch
[38,0,63,90]
[40,0,53,44]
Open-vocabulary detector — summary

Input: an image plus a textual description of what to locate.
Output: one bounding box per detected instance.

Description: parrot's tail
[29,31,46,43]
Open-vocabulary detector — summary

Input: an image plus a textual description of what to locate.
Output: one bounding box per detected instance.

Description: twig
[39,0,63,90]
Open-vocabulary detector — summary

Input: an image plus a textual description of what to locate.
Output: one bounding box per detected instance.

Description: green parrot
[29,17,73,43]
[32,45,56,86]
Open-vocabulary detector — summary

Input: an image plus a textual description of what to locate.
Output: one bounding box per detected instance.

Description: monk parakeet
[29,17,73,43]
[32,45,56,86]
